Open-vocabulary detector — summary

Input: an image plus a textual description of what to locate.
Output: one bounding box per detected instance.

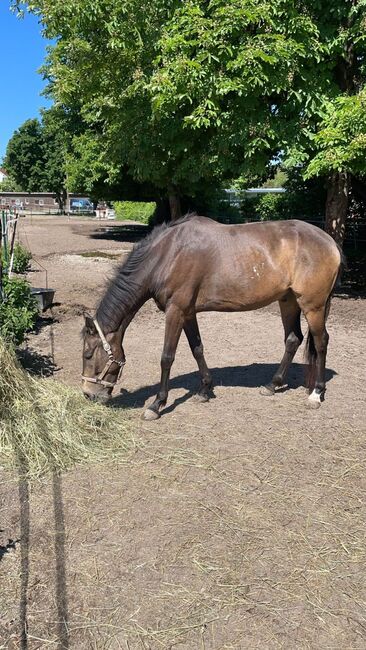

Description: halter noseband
[82,317,126,389]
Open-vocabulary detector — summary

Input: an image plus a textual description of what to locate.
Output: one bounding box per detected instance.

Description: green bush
[255,193,287,220]
[11,243,32,273]
[113,201,156,224]
[0,277,38,344]
[2,242,32,274]
[240,187,325,222]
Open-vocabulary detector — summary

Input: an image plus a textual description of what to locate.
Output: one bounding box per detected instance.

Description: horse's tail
[305,244,346,390]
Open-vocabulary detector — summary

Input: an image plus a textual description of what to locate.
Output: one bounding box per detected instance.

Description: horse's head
[81,313,126,403]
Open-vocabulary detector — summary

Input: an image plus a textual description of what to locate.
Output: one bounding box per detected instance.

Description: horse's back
[155,216,341,313]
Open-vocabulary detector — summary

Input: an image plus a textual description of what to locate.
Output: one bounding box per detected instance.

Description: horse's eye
[84,347,94,360]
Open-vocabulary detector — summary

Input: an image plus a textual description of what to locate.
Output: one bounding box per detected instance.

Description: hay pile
[0,339,135,478]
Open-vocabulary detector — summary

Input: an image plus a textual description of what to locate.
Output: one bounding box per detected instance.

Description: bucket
[31,288,55,311]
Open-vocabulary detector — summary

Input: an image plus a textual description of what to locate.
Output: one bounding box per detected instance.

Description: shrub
[2,242,32,274]
[240,187,326,222]
[113,201,156,224]
[0,277,38,344]
[11,242,32,273]
[255,193,287,220]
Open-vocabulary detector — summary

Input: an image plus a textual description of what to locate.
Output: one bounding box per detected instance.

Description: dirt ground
[1,215,366,649]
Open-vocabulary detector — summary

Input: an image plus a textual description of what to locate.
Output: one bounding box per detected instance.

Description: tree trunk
[168,187,182,221]
[154,197,170,224]
[325,172,349,246]
[56,188,67,214]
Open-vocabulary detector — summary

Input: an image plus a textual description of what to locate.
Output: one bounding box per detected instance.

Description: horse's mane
[96,213,197,331]
[167,211,197,228]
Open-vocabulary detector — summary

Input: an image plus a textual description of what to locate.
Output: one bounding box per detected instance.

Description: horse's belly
[195,275,288,312]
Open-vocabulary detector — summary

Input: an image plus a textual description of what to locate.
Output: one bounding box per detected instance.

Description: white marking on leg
[308,389,321,404]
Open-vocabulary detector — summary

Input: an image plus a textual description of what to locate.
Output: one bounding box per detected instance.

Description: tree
[305,88,366,244]
[283,0,366,244]
[4,118,46,192]
[150,0,366,239]
[14,0,321,219]
[14,0,366,234]
[3,111,68,210]
[0,175,21,192]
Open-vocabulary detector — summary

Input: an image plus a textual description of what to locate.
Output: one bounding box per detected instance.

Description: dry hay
[0,339,136,478]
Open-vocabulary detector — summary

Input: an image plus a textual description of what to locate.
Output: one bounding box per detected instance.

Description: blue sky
[0,5,51,161]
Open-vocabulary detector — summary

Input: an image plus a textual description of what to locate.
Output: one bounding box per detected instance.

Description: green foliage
[0,175,21,191]
[2,242,32,274]
[4,119,45,192]
[255,194,286,221]
[262,170,288,189]
[240,180,326,222]
[11,243,32,274]
[306,89,366,179]
[4,110,67,208]
[12,0,366,217]
[0,277,38,344]
[113,201,156,224]
[12,0,322,201]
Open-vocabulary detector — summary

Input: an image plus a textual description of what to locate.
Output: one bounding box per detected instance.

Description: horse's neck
[119,295,147,333]
[96,264,151,335]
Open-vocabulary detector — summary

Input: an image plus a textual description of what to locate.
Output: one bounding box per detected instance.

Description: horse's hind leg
[143,304,184,420]
[261,293,303,396]
[304,308,329,409]
[184,315,213,402]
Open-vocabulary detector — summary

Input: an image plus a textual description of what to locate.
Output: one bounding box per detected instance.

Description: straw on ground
[0,339,136,478]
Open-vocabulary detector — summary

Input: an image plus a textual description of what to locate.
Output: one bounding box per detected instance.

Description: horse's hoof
[260,385,275,397]
[142,409,160,421]
[307,399,321,410]
[307,389,323,409]
[194,393,210,403]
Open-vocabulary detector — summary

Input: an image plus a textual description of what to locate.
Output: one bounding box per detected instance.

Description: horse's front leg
[143,304,184,420]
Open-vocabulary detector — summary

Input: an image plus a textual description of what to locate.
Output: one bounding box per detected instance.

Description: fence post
[1,210,9,269]
[8,212,19,278]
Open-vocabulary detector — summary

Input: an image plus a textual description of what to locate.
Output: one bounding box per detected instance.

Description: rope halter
[82,317,126,389]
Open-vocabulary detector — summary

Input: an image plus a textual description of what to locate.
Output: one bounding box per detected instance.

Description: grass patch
[0,340,136,478]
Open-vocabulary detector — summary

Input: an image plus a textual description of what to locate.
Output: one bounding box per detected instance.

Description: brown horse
[82,215,343,418]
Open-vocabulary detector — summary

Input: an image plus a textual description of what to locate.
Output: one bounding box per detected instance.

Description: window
[25,199,29,205]
[35,199,39,205]
[54,198,59,205]
[39,199,44,206]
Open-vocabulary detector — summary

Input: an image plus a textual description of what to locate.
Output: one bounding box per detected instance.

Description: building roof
[245,187,286,194]
[0,168,8,176]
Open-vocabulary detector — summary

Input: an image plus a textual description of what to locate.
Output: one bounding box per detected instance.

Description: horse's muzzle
[83,388,111,404]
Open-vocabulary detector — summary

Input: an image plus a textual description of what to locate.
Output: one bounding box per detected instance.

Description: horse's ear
[84,313,97,335]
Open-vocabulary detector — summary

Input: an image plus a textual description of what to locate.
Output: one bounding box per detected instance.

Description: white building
[0,168,8,183]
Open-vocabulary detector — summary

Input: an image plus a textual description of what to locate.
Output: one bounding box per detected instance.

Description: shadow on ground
[17,347,59,377]
[16,464,69,649]
[111,362,336,411]
[88,223,150,243]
